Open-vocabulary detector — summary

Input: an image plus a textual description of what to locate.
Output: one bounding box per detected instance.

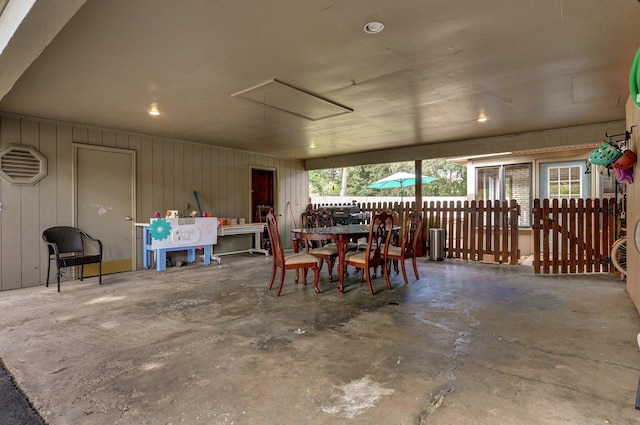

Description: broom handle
[193,191,203,217]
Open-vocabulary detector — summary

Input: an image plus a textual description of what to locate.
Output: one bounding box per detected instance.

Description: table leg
[335,239,348,293]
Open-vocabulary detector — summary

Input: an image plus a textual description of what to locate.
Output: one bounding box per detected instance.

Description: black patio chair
[42,226,103,292]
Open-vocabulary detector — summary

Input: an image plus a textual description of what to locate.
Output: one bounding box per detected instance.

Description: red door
[251,168,274,222]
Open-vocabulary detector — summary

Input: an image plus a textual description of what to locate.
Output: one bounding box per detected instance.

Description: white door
[74,145,136,275]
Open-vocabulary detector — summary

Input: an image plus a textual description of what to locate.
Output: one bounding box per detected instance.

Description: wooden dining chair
[266,211,320,297]
[344,210,394,295]
[296,210,318,250]
[356,208,396,243]
[386,211,422,284]
[360,208,398,250]
[388,209,400,243]
[306,209,338,282]
[319,208,358,254]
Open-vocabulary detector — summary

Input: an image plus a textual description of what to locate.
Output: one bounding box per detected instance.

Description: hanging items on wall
[587,141,621,167]
[611,131,636,184]
[614,167,634,184]
[612,147,637,184]
[630,46,640,109]
[612,149,637,170]
[586,128,636,184]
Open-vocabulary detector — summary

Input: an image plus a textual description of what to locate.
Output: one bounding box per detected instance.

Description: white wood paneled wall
[0,114,308,291]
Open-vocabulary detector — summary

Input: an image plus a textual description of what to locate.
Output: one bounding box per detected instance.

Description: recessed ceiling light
[364,21,384,34]
[148,103,160,116]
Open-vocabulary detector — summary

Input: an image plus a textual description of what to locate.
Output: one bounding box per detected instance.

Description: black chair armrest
[44,241,60,258]
[79,231,103,256]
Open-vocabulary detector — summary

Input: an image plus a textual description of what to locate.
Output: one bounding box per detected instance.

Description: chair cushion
[386,246,402,257]
[325,242,357,250]
[345,251,366,266]
[284,252,321,266]
[309,245,338,256]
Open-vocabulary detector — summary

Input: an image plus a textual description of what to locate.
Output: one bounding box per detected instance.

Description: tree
[422,159,466,196]
[340,168,348,196]
[309,160,466,197]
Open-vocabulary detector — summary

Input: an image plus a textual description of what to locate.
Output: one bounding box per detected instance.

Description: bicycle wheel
[610,237,627,275]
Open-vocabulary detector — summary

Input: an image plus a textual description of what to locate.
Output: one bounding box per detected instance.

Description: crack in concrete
[417,356,459,424]
[417,317,475,423]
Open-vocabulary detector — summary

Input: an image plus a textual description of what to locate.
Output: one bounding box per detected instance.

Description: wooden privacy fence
[532,198,616,274]
[420,199,520,264]
[308,199,520,264]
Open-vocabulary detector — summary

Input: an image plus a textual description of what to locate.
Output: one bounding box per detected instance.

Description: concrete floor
[1,255,640,425]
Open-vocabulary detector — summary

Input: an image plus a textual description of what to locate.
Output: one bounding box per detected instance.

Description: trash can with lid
[428,228,445,261]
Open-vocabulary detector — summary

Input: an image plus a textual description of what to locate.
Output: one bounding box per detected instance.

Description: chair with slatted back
[294,210,332,281]
[388,209,400,243]
[266,211,320,297]
[384,209,401,273]
[344,210,393,295]
[298,210,318,249]
[386,211,422,284]
[42,226,103,292]
[307,209,339,281]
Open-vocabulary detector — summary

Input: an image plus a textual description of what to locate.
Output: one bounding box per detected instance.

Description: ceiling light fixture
[477,116,488,122]
[364,21,384,34]
[148,103,160,116]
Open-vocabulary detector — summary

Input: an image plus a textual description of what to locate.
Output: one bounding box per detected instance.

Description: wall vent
[0,144,47,185]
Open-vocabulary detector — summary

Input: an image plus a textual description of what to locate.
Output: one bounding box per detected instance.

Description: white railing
[309,195,467,206]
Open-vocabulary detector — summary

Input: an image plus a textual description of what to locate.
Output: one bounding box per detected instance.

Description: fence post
[509,199,519,265]
[602,198,612,273]
[462,200,470,260]
[501,201,509,263]
[569,199,577,273]
[550,199,558,273]
[470,200,478,261]
[542,199,551,274]
[561,198,568,273]
[477,200,485,260]
[576,199,584,272]
[593,198,602,271]
[533,199,541,274]
[492,200,500,263]
[452,200,461,259]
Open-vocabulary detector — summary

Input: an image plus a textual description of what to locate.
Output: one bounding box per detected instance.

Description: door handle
[125,216,134,221]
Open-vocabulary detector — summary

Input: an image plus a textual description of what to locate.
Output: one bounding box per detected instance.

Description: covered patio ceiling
[0,1,638,168]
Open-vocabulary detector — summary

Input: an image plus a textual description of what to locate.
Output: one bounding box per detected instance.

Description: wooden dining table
[291,223,398,293]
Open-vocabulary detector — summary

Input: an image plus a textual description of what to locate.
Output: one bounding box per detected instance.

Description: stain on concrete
[320,376,395,418]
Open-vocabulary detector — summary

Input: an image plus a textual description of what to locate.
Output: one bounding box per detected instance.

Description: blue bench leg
[156,250,167,272]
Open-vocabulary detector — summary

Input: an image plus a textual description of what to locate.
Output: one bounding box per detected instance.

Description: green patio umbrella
[368,171,437,201]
